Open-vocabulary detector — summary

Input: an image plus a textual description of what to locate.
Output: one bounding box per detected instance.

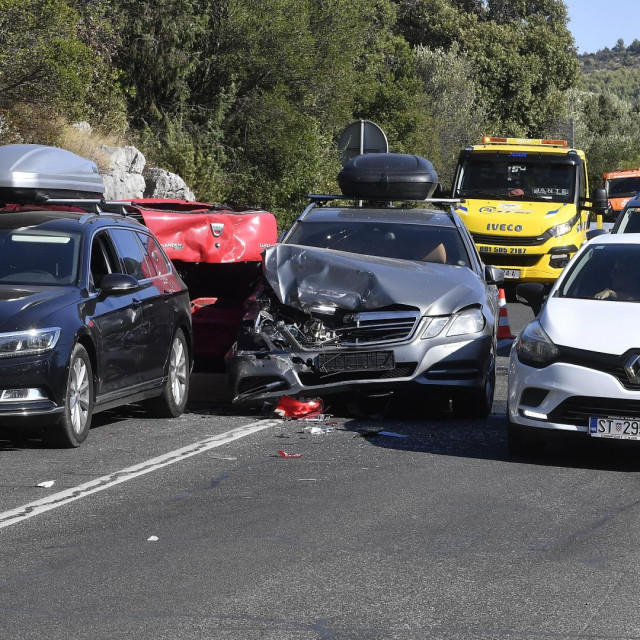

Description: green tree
[567,89,640,187]
[393,0,579,136]
[0,0,95,119]
[415,44,488,186]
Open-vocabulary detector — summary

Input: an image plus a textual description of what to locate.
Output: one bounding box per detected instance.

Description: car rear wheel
[50,344,94,448]
[146,329,190,418]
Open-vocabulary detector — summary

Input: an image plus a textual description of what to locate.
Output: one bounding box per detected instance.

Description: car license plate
[589,417,640,440]
[502,269,521,279]
[317,351,395,373]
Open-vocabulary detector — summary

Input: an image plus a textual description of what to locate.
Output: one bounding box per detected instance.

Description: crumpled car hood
[263,244,485,315]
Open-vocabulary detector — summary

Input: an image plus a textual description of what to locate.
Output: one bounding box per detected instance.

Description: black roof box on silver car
[337,153,438,200]
[0,144,104,204]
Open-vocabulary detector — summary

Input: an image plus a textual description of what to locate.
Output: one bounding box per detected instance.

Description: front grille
[482,254,542,267]
[299,363,417,386]
[472,233,548,247]
[549,396,640,427]
[556,346,640,391]
[334,310,421,346]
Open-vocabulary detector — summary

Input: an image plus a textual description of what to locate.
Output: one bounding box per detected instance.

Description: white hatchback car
[508,234,640,454]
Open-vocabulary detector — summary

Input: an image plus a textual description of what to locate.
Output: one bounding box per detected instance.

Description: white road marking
[0,419,282,530]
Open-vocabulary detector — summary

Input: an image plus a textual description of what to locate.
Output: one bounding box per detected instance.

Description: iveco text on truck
[452,137,607,284]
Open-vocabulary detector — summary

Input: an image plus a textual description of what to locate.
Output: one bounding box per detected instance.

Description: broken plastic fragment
[277,449,303,458]
[297,413,333,422]
[273,395,323,419]
[36,480,55,488]
[304,424,335,435]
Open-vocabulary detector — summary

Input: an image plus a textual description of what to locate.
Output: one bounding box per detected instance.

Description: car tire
[50,344,94,448]
[453,339,495,419]
[506,416,544,457]
[146,328,190,418]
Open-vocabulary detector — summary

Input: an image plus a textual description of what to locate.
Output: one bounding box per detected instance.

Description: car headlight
[0,328,61,358]
[421,308,485,339]
[547,215,578,238]
[421,316,449,339]
[515,320,558,367]
[447,307,485,336]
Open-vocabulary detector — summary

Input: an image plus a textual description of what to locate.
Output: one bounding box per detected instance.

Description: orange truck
[603,168,640,219]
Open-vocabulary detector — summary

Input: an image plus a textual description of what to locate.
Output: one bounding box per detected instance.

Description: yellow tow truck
[451,136,607,284]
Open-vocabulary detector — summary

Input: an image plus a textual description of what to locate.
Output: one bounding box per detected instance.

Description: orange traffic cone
[497,288,515,340]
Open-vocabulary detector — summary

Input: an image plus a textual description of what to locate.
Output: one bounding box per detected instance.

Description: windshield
[0,230,80,285]
[558,243,640,302]
[456,158,576,202]
[606,176,640,198]
[285,221,471,267]
[615,207,640,233]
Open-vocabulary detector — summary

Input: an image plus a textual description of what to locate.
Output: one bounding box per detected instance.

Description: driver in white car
[595,255,639,300]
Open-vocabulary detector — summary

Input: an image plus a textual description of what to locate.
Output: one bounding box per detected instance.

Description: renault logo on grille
[624,354,640,384]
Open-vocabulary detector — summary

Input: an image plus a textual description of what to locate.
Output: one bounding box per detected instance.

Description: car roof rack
[19,196,134,217]
[307,193,463,205]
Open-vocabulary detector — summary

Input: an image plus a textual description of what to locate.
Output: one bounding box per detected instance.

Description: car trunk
[125,199,278,371]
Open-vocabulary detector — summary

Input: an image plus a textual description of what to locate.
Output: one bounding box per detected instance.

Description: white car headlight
[447,307,485,336]
[515,320,558,367]
[421,316,449,339]
[0,328,61,358]
[421,308,486,339]
[547,215,578,238]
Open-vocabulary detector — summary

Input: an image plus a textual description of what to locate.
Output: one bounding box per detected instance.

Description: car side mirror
[99,273,139,293]
[516,282,546,316]
[484,265,504,287]
[591,187,609,216]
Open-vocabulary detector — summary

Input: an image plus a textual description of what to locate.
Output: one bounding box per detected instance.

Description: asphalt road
[3,301,640,640]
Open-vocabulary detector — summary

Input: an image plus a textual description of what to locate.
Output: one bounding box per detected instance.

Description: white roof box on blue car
[0,144,104,203]
[337,153,439,200]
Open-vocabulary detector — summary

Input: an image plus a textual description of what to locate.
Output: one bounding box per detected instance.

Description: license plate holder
[589,416,640,440]
[317,351,395,373]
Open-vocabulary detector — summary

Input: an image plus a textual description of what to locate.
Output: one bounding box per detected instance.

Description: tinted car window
[615,207,640,233]
[89,232,120,289]
[608,177,640,196]
[109,228,152,280]
[137,232,170,276]
[285,221,471,267]
[0,229,80,285]
[558,243,640,302]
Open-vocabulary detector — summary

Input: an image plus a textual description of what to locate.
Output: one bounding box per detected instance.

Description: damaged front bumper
[227,329,493,406]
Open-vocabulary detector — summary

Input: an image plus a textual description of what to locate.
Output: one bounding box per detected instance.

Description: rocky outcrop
[100,145,146,200]
[99,144,195,201]
[144,167,195,201]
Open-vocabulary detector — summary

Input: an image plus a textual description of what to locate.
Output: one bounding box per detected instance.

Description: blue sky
[564,0,640,53]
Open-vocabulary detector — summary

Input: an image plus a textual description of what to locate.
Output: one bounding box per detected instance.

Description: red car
[120,199,278,371]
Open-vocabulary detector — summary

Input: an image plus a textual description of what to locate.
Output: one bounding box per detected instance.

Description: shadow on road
[338,408,640,473]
